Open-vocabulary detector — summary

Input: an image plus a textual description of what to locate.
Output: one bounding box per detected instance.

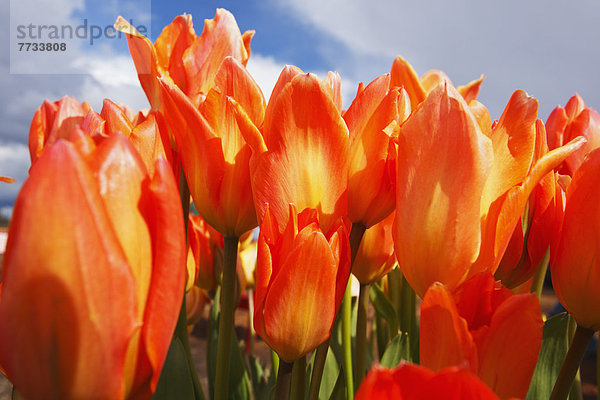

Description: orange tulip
[352,212,397,284]
[552,148,600,330]
[546,94,600,176]
[420,273,542,399]
[345,74,410,227]
[355,363,500,400]
[250,67,348,234]
[159,56,265,236]
[0,136,185,400]
[253,204,350,361]
[116,9,253,110]
[394,83,585,296]
[495,122,562,288]
[390,55,485,108]
[187,213,224,292]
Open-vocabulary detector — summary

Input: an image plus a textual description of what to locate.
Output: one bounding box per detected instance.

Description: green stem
[375,312,388,360]
[388,267,402,318]
[290,356,306,400]
[275,360,294,400]
[550,324,594,400]
[308,341,329,400]
[530,247,550,299]
[568,317,583,400]
[355,283,369,387]
[175,167,205,400]
[214,236,239,400]
[340,223,366,399]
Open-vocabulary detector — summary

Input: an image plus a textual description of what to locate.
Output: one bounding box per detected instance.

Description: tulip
[345,74,410,228]
[250,67,348,234]
[355,363,500,400]
[352,212,397,285]
[394,83,585,296]
[551,147,600,330]
[0,177,15,183]
[390,55,485,108]
[0,135,185,399]
[160,56,265,237]
[420,272,542,399]
[116,9,253,110]
[253,204,350,361]
[494,122,562,289]
[546,94,600,176]
[187,213,224,292]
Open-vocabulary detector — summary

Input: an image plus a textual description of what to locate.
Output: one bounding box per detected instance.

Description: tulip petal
[154,14,196,91]
[262,227,337,360]
[475,294,542,399]
[390,56,427,107]
[552,148,600,330]
[101,99,135,137]
[183,9,251,97]
[252,73,349,234]
[420,283,478,372]
[457,75,485,104]
[0,141,137,400]
[419,367,500,400]
[395,83,493,296]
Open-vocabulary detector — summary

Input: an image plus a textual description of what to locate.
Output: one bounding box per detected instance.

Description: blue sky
[2,0,600,215]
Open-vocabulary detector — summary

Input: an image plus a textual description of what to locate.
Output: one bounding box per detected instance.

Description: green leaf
[328,369,346,400]
[151,336,196,400]
[207,289,220,399]
[369,284,399,339]
[380,332,412,368]
[525,312,570,400]
[319,347,341,400]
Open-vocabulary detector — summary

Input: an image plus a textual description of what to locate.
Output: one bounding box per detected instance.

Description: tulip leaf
[318,347,341,400]
[369,284,399,339]
[151,336,196,400]
[328,369,346,400]
[248,353,276,400]
[525,312,570,400]
[380,332,412,368]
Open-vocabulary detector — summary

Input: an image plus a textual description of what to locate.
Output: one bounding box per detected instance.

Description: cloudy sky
[2,0,600,216]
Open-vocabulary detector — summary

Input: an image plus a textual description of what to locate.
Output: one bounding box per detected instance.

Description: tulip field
[2,7,600,400]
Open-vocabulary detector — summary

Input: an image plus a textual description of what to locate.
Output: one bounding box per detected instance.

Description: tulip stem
[400,272,416,337]
[214,236,239,400]
[550,324,595,400]
[530,246,550,299]
[341,223,366,399]
[275,359,294,400]
[290,355,306,400]
[308,341,329,400]
[355,283,370,387]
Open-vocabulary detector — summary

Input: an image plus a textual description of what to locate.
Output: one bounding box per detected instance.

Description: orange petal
[252,73,349,234]
[0,141,137,400]
[420,69,452,93]
[28,99,58,162]
[262,226,337,360]
[394,83,493,296]
[552,148,600,330]
[420,367,500,400]
[322,71,343,111]
[115,17,164,110]
[0,177,15,183]
[101,99,135,136]
[134,156,186,395]
[352,212,396,284]
[390,56,427,107]
[420,283,478,372]
[457,75,485,104]
[183,9,251,97]
[476,293,542,399]
[154,14,196,92]
[480,90,538,216]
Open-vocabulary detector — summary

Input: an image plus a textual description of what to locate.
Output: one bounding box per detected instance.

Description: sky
[1,0,600,216]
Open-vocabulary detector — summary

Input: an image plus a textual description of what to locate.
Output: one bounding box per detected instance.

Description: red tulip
[116,9,253,110]
[552,148,600,330]
[0,136,185,399]
[253,204,350,361]
[394,83,585,296]
[420,273,542,399]
[355,363,500,400]
[250,67,348,234]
